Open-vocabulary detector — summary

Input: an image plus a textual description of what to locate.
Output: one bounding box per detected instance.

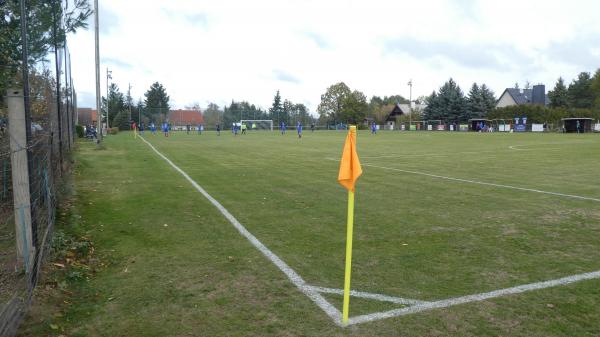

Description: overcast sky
[68,0,600,112]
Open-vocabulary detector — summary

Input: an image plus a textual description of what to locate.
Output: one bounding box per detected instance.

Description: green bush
[75,124,84,138]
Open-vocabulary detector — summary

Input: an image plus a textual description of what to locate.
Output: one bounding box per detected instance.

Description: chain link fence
[1,87,75,336]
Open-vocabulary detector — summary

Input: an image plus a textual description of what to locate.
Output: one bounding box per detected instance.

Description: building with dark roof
[496,84,550,108]
[385,103,428,121]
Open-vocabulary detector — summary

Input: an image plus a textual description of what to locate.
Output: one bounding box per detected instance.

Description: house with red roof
[77,108,98,126]
[168,109,204,129]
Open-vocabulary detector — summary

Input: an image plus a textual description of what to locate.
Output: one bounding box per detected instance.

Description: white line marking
[508,145,560,151]
[362,141,593,159]
[348,269,600,325]
[361,150,496,159]
[508,141,593,151]
[305,285,429,305]
[139,136,343,326]
[352,161,600,203]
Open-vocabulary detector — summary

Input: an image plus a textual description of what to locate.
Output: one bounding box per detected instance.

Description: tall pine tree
[102,83,126,127]
[424,78,467,122]
[282,99,294,125]
[144,82,170,121]
[466,83,483,119]
[567,72,594,108]
[590,69,600,109]
[480,84,496,114]
[548,77,569,108]
[269,90,283,123]
[423,91,439,120]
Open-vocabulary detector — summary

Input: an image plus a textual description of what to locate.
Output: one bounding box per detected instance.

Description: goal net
[240,120,273,131]
[424,120,445,131]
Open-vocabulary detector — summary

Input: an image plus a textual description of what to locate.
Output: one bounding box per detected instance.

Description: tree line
[0,0,91,108]
[423,79,496,122]
[187,91,315,129]
[102,82,170,130]
[106,85,321,130]
[315,82,412,126]
[547,70,600,110]
[314,69,600,127]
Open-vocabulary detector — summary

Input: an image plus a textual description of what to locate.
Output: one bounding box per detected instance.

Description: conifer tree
[548,77,569,108]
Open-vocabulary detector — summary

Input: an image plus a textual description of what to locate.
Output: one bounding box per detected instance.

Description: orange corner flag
[337,126,362,192]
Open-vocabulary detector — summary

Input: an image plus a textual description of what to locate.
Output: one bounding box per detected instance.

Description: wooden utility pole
[94,0,103,142]
[7,89,35,272]
[128,83,132,124]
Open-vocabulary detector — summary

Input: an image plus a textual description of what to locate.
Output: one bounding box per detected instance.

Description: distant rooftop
[505,88,550,105]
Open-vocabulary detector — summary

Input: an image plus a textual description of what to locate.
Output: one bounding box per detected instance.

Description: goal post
[424,120,445,131]
[240,120,273,131]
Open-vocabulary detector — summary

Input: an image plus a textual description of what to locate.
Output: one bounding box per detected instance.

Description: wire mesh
[0,89,74,336]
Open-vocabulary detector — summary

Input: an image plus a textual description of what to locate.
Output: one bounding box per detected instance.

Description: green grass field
[20,130,600,336]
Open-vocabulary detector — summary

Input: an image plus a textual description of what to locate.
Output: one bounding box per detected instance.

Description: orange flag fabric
[337,127,362,192]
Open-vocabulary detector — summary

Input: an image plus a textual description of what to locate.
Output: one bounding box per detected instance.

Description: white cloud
[69,0,600,111]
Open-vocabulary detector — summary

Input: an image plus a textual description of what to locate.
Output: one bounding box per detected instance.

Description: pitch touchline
[138,136,344,325]
[328,159,600,203]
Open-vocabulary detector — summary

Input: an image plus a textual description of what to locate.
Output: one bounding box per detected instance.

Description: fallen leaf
[53,263,65,268]
[49,324,59,330]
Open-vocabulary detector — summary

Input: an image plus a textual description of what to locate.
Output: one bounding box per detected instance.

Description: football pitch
[33,130,600,336]
[139,130,600,330]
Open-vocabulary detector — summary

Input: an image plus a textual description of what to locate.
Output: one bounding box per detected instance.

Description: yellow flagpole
[134,126,137,139]
[342,189,355,324]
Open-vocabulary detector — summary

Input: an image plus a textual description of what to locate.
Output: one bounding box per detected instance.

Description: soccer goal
[425,120,445,131]
[240,120,273,131]
[405,120,426,131]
